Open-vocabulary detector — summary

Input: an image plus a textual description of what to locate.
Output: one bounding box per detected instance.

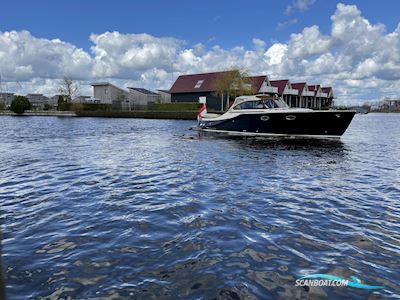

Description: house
[308,85,328,109]
[91,82,130,106]
[0,93,16,107]
[170,71,226,110]
[157,89,171,103]
[269,80,298,107]
[253,76,278,95]
[321,87,334,108]
[127,87,160,110]
[291,83,316,108]
[91,82,161,110]
[169,71,277,111]
[169,71,336,110]
[26,93,49,109]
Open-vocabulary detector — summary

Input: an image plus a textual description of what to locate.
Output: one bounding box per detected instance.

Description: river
[0,114,399,299]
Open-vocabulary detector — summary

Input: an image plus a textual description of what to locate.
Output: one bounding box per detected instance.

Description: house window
[194,80,204,88]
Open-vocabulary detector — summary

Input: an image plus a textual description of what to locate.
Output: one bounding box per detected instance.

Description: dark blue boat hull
[199,111,356,137]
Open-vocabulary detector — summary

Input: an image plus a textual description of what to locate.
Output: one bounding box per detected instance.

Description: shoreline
[0,110,398,120]
[0,110,198,120]
[0,111,77,117]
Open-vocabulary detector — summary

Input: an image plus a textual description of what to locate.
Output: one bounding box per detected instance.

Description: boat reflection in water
[196,95,356,138]
[197,130,349,159]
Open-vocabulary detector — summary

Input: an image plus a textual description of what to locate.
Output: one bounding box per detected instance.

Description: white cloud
[252,38,266,51]
[277,18,298,30]
[285,0,316,15]
[265,43,288,66]
[287,25,331,59]
[0,30,92,81]
[1,3,400,104]
[90,31,180,78]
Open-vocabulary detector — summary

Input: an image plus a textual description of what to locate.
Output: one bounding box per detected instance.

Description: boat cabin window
[233,99,279,110]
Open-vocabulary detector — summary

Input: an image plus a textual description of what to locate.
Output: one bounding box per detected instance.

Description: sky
[0,0,399,104]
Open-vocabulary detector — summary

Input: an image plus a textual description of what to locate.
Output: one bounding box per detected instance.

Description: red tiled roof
[270,80,289,95]
[169,71,267,93]
[308,84,320,96]
[247,75,268,92]
[291,82,306,96]
[170,71,226,93]
[321,87,332,97]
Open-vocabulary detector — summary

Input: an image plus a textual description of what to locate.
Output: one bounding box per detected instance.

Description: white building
[157,89,171,103]
[291,83,316,108]
[91,82,130,104]
[253,76,278,94]
[91,82,165,110]
[127,87,160,109]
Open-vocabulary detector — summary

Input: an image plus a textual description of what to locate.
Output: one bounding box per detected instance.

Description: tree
[43,103,52,111]
[57,95,71,111]
[58,77,80,101]
[213,69,256,111]
[10,96,31,114]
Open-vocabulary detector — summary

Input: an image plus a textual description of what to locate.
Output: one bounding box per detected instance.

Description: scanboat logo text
[295,274,384,290]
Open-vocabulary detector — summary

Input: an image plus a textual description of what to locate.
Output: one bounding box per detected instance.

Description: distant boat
[196,95,356,138]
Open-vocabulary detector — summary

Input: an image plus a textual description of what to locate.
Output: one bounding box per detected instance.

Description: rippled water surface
[0,114,399,299]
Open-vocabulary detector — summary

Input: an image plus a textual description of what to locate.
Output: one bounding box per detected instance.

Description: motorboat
[196,95,356,138]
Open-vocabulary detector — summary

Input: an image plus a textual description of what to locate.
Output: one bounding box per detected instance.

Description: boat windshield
[233,98,288,110]
[274,97,289,108]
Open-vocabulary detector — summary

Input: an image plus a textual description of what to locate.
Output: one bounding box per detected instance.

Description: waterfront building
[157,89,172,103]
[321,87,334,109]
[0,92,16,107]
[91,82,131,109]
[269,80,299,108]
[91,82,130,105]
[252,76,279,95]
[127,87,161,110]
[307,85,328,110]
[169,71,277,111]
[91,82,162,110]
[26,93,49,110]
[170,71,230,111]
[169,71,336,110]
[291,83,317,108]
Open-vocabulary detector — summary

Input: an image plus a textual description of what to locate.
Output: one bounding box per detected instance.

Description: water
[0,114,399,299]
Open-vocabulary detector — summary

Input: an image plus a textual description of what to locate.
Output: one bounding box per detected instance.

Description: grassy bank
[75,110,198,120]
[0,103,205,120]
[0,110,198,120]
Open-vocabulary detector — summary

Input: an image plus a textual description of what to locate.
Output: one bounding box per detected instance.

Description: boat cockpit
[231,95,289,110]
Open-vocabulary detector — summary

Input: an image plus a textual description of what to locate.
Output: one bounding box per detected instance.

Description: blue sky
[1,0,398,51]
[0,1,399,103]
